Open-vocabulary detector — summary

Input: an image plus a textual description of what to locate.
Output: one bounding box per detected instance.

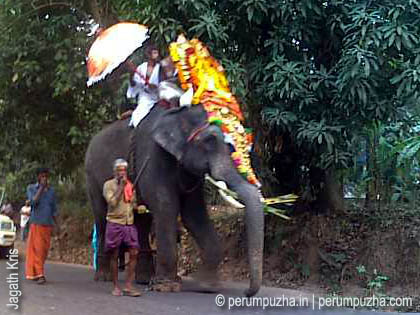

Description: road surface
[0,256,414,315]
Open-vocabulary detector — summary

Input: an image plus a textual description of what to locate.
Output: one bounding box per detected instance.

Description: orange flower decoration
[169,35,260,187]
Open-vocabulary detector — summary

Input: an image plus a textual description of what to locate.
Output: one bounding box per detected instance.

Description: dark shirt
[27,183,58,226]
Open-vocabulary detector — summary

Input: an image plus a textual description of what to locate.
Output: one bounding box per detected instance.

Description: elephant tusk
[218,188,245,209]
[205,175,238,197]
[205,175,245,208]
[206,174,298,211]
[215,180,245,209]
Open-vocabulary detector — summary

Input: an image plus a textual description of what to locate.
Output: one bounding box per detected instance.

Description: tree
[110,0,420,212]
[1,0,419,211]
[0,0,115,200]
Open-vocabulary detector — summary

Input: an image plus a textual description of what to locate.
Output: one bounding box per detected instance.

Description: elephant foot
[194,268,219,282]
[151,277,182,293]
[135,254,154,285]
[191,269,221,293]
[136,279,151,285]
[93,271,100,282]
[193,281,220,293]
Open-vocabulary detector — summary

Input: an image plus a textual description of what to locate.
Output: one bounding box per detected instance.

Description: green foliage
[357,265,390,296]
[295,263,310,279]
[55,166,92,219]
[345,119,420,207]
[396,135,420,167]
[0,1,115,202]
[112,0,420,203]
[258,1,420,167]
[1,0,420,208]
[2,163,39,204]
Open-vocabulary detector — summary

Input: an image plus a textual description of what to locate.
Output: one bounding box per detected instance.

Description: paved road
[0,257,414,315]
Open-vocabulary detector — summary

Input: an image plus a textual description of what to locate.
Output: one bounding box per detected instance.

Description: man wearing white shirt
[127,44,163,127]
[20,200,31,241]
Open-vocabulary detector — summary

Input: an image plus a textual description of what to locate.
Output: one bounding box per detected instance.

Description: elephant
[85,90,265,297]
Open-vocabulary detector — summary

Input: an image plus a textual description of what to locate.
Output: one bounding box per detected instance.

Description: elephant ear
[152,106,208,160]
[152,105,207,161]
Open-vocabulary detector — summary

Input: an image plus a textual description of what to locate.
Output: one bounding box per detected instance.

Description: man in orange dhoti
[25,167,58,284]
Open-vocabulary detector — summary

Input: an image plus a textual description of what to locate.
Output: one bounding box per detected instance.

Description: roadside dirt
[44,205,420,311]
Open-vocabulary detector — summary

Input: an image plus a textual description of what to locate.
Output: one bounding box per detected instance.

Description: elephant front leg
[181,188,222,290]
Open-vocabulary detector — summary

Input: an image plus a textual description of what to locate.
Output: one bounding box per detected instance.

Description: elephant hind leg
[87,178,111,281]
[134,213,154,284]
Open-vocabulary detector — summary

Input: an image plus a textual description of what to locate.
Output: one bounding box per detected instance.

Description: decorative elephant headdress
[169,35,260,187]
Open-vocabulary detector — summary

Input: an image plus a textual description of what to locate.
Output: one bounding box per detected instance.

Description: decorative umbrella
[86,22,149,87]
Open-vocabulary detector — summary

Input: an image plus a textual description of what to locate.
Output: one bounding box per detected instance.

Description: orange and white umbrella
[86,22,149,87]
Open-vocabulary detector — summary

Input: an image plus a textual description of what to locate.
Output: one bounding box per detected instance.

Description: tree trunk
[310,166,344,214]
[364,132,379,211]
[324,168,345,213]
[88,0,119,27]
[89,0,103,26]
[306,215,320,283]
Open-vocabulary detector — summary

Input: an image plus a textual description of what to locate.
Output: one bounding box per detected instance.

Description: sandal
[122,288,142,297]
[112,288,123,296]
[37,276,46,285]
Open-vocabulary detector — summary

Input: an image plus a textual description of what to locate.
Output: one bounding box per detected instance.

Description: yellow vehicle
[0,214,16,258]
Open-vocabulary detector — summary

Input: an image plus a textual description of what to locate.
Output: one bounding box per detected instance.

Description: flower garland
[169,35,260,187]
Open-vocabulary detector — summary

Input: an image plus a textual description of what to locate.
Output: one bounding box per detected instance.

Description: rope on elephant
[127,129,143,203]
[127,129,137,185]
[127,130,151,204]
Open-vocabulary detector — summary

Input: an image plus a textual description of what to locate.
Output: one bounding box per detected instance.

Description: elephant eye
[201,133,218,148]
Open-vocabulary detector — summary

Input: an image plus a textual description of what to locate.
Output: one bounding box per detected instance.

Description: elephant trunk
[236,183,264,297]
[210,161,264,297]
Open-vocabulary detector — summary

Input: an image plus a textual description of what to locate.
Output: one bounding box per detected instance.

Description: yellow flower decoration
[169,35,260,187]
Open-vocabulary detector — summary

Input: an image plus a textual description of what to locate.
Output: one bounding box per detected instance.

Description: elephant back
[85,119,132,189]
